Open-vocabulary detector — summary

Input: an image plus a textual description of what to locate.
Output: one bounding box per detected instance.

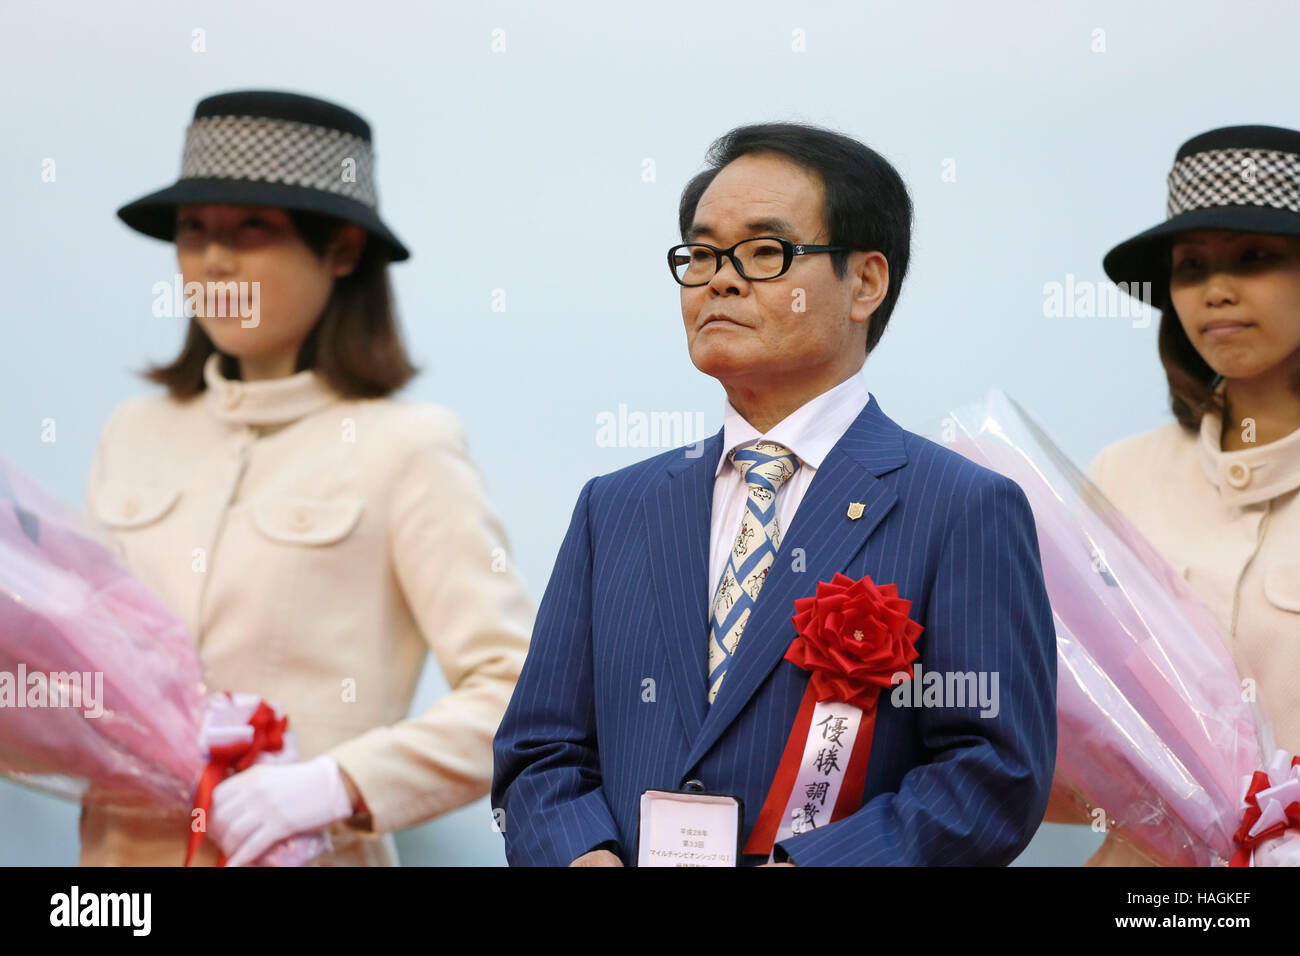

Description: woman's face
[174,204,363,370]
[1168,229,1300,382]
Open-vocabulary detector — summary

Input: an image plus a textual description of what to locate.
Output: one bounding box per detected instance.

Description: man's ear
[850,251,889,328]
[329,225,368,278]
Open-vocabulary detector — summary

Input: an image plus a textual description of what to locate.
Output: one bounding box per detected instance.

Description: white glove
[209,754,354,867]
[1252,830,1300,867]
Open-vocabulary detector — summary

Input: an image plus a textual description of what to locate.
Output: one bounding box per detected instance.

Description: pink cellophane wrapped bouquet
[0,454,326,865]
[936,389,1296,866]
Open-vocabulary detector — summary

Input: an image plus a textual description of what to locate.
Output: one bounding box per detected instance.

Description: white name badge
[637,789,742,867]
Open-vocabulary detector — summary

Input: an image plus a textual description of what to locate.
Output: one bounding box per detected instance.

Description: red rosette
[785,571,923,710]
[745,573,924,857]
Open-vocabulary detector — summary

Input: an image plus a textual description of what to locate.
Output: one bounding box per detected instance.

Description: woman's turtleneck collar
[1197,381,1300,506]
[202,352,339,426]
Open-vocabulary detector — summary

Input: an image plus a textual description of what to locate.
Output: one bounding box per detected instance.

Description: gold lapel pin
[847,502,865,520]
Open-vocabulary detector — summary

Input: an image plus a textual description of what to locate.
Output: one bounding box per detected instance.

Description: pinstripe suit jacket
[492,393,1057,866]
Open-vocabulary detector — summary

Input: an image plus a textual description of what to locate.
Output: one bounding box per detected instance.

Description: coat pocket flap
[251,497,364,546]
[1263,563,1300,612]
[93,484,181,529]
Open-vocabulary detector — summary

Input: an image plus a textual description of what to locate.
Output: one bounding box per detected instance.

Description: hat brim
[117,178,410,262]
[1102,205,1300,306]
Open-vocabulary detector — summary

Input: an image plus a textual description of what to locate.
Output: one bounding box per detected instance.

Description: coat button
[1224,461,1251,489]
[682,779,705,792]
[292,509,313,530]
[223,384,243,409]
[122,497,139,518]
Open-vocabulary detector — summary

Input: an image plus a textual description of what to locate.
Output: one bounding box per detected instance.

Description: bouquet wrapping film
[937,390,1265,866]
[0,454,325,865]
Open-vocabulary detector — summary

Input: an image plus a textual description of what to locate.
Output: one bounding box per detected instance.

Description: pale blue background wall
[2,0,1290,865]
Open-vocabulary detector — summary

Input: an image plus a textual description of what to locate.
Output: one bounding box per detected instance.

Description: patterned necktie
[707,441,801,705]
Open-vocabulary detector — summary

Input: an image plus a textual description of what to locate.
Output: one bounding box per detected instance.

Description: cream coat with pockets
[78,353,533,866]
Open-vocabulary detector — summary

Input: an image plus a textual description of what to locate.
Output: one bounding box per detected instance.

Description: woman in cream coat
[80,90,533,866]
[1047,125,1300,866]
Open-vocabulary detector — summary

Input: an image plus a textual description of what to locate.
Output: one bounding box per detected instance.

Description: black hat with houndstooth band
[117,90,410,262]
[1103,125,1300,305]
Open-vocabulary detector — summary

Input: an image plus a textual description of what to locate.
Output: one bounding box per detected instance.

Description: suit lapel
[682,394,909,772]
[644,430,724,745]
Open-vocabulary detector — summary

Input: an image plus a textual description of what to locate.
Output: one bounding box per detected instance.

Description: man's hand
[570,849,624,867]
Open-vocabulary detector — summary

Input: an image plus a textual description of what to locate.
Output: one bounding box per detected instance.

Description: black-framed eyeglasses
[667,236,847,286]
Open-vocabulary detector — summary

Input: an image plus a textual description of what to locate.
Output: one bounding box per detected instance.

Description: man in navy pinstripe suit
[492,123,1057,866]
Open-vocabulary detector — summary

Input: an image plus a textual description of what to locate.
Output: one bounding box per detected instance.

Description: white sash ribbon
[772,699,865,847]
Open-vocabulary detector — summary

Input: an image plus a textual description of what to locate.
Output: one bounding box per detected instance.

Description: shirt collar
[1196,386,1300,506]
[202,352,339,426]
[715,370,871,477]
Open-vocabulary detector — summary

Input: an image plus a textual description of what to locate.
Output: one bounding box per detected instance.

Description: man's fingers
[569,849,623,867]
